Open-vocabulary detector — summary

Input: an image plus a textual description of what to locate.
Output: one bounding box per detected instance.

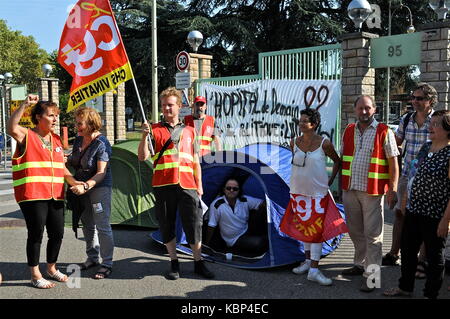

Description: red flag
[58,0,133,112]
[280,192,348,243]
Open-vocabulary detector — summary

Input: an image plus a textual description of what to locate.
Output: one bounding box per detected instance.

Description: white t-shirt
[208,195,264,247]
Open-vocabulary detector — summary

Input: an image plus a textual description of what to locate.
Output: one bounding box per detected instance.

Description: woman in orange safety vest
[7,94,68,289]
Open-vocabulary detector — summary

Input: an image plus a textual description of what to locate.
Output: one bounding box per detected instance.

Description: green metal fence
[259,44,342,80]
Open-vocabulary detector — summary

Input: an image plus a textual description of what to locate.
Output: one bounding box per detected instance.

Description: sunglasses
[225,186,239,192]
[410,95,429,101]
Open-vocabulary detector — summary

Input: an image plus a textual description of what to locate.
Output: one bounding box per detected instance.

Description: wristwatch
[83,183,89,191]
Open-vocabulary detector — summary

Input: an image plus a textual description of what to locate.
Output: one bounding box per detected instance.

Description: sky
[0,0,75,53]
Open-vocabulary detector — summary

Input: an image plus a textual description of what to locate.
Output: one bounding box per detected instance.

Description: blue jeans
[80,186,114,268]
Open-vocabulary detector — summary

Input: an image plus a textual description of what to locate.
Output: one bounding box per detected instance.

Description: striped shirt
[395,111,433,177]
[341,119,399,192]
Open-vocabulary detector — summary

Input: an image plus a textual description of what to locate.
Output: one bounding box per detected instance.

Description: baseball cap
[194,96,206,104]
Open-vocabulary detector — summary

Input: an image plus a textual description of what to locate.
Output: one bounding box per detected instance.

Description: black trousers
[19,200,65,267]
[399,211,446,299]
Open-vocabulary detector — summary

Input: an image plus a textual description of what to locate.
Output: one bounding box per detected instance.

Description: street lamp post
[386,1,415,124]
[0,72,13,170]
[151,0,158,124]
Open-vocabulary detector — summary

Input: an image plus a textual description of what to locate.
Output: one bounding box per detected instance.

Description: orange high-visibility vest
[12,129,65,203]
[184,115,215,156]
[341,123,390,195]
[151,123,197,189]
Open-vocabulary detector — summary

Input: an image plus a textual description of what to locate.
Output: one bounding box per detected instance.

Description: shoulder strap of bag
[153,125,184,167]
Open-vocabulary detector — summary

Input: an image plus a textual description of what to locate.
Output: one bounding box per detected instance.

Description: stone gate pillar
[100,82,126,145]
[419,21,450,110]
[338,32,379,132]
[188,53,213,101]
[37,77,60,134]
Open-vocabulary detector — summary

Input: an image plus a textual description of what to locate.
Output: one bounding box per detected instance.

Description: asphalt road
[0,166,448,305]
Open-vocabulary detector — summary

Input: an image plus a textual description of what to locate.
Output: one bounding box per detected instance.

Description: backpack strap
[401,111,414,158]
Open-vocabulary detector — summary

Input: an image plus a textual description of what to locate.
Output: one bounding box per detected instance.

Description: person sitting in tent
[205,178,268,257]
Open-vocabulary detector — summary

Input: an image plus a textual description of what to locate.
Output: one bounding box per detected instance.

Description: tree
[0,20,49,92]
[109,1,435,118]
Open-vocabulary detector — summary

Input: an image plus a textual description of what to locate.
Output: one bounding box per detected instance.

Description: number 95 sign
[370,32,421,68]
[176,51,190,72]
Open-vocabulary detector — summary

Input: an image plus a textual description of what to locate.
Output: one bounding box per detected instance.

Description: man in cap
[184,96,221,156]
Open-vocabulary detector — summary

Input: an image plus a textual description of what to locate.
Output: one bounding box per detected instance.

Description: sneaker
[194,260,215,279]
[307,270,332,286]
[341,265,364,276]
[292,261,311,275]
[382,253,400,266]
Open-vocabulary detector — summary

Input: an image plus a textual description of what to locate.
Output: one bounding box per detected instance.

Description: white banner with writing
[201,80,341,150]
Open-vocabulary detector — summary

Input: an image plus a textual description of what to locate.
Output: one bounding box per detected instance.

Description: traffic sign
[176,51,190,71]
[175,72,191,89]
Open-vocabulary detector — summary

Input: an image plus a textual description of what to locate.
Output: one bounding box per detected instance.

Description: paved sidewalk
[0,180,448,300]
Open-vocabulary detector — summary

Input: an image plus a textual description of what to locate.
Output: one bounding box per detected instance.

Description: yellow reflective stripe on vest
[342,155,353,162]
[196,136,213,142]
[200,145,211,150]
[342,169,351,176]
[151,149,178,162]
[179,166,194,173]
[368,172,390,179]
[13,176,65,187]
[12,161,65,172]
[370,157,388,166]
[178,152,194,162]
[153,162,179,171]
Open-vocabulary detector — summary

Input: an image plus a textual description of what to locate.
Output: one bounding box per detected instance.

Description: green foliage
[0,20,49,92]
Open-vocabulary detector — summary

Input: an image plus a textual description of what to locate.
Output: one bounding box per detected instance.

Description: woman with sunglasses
[289,108,341,286]
[384,110,450,299]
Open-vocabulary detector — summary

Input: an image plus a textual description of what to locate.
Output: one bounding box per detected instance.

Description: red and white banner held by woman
[280,191,349,243]
[58,0,133,112]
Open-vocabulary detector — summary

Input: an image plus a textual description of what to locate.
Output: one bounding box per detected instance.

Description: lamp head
[348,0,373,29]
[42,64,53,77]
[186,30,203,53]
[429,0,450,20]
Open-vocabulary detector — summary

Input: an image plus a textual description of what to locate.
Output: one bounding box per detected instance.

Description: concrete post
[338,32,379,131]
[37,78,60,134]
[419,21,450,110]
[188,53,213,101]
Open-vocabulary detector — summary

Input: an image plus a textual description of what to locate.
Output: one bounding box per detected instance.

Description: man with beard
[340,95,399,292]
[382,83,437,275]
[184,96,221,157]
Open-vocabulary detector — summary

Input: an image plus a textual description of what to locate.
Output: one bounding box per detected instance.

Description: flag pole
[131,77,155,156]
[108,3,155,156]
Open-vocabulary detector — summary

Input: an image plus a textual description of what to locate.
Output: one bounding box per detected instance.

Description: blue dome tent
[151,143,345,269]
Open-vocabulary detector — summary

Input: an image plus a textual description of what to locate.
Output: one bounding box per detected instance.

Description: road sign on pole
[176,51,190,72]
[175,72,191,89]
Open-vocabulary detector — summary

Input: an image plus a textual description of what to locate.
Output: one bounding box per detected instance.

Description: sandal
[93,266,112,280]
[415,261,427,279]
[47,270,68,282]
[79,260,100,270]
[383,287,412,297]
[31,278,55,289]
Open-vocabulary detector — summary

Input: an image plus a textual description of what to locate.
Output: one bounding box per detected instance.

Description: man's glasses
[195,102,205,106]
[410,95,429,101]
[225,186,239,192]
